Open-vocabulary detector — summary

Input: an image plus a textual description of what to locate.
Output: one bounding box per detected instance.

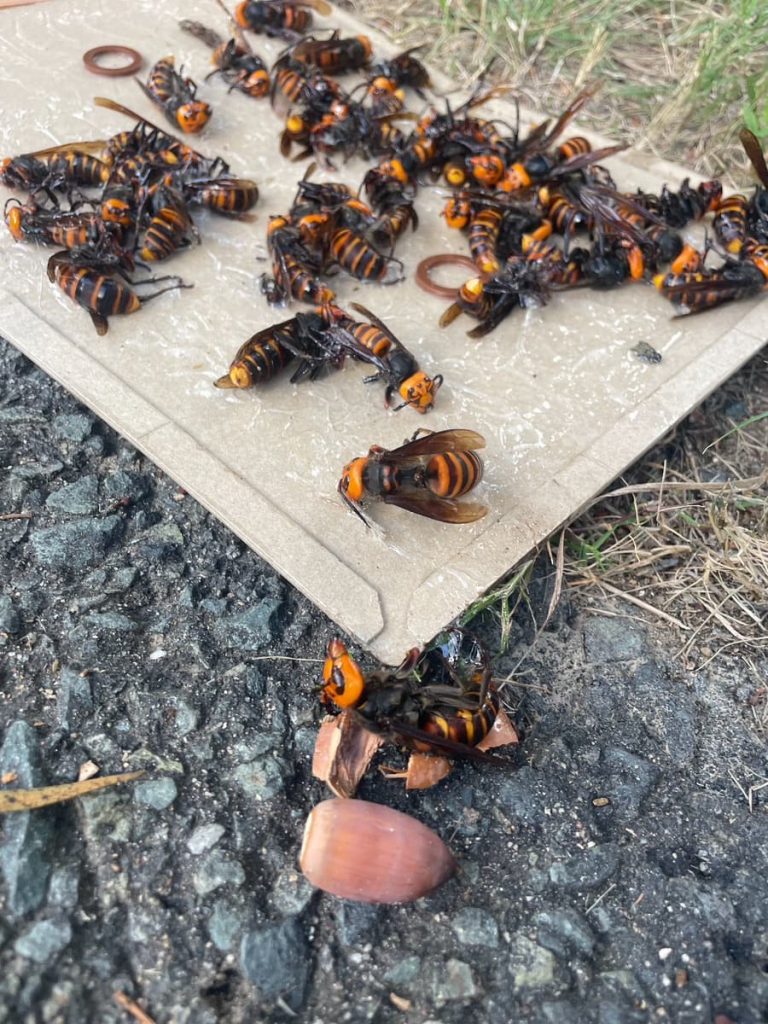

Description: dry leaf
[477,707,519,751]
[405,752,452,790]
[78,760,100,782]
[312,712,384,798]
[0,771,145,813]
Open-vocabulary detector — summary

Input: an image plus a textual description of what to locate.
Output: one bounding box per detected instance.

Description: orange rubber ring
[83,45,143,77]
[415,254,478,298]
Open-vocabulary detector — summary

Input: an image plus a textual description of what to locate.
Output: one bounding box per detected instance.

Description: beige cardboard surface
[0,0,765,664]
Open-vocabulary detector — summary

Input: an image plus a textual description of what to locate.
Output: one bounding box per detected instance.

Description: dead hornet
[138,56,212,133]
[338,427,487,526]
[321,628,506,761]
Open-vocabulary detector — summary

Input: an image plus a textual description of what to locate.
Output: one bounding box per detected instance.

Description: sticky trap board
[1,0,766,665]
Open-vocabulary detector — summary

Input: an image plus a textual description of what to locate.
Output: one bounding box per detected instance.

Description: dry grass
[347,0,768,180]
[565,352,768,667]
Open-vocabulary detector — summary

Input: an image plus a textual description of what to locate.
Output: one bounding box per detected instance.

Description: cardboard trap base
[1,0,765,663]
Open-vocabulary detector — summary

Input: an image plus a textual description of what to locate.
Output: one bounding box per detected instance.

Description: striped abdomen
[224,333,292,387]
[186,177,259,215]
[556,136,591,161]
[419,685,499,748]
[141,200,194,261]
[713,194,748,254]
[147,57,179,102]
[425,449,483,498]
[348,320,393,359]
[330,228,400,282]
[273,250,335,304]
[468,208,503,275]
[53,264,140,317]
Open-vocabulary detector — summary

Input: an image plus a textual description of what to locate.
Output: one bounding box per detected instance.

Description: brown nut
[300,798,456,903]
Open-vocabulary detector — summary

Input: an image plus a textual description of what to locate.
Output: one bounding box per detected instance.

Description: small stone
[220,597,283,651]
[132,522,185,560]
[0,595,20,634]
[161,696,198,737]
[14,919,72,962]
[80,611,137,633]
[451,907,499,948]
[192,851,245,896]
[497,767,557,826]
[103,469,149,504]
[429,959,477,1003]
[12,460,64,481]
[208,898,245,952]
[52,413,92,442]
[233,755,284,800]
[384,956,422,988]
[47,866,80,909]
[658,947,673,961]
[106,567,139,593]
[535,909,595,959]
[45,476,99,516]
[0,721,54,917]
[508,934,557,990]
[56,668,94,731]
[269,870,315,916]
[583,616,645,662]
[187,824,226,855]
[134,778,177,810]
[336,902,380,945]
[30,517,120,570]
[549,844,620,891]
[240,917,311,1010]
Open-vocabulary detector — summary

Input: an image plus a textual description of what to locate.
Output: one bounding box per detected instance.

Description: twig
[0,512,33,521]
[586,882,616,914]
[114,992,156,1024]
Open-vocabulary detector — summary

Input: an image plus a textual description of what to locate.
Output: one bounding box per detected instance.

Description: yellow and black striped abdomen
[349,321,392,358]
[55,266,140,316]
[469,208,502,274]
[330,228,391,281]
[713,194,748,254]
[425,450,483,499]
[234,334,291,385]
[419,686,499,747]
[141,205,192,261]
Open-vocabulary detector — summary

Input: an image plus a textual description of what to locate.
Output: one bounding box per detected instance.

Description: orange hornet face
[321,638,366,708]
[398,372,442,413]
[175,102,212,134]
[338,457,367,503]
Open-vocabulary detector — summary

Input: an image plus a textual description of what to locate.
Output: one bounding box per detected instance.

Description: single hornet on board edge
[337,427,486,526]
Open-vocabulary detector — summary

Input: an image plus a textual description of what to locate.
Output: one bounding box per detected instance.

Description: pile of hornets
[3,0,768,772]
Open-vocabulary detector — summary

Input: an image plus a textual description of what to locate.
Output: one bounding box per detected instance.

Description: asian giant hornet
[182,175,259,215]
[1,144,110,194]
[47,245,190,336]
[180,17,270,99]
[321,629,507,762]
[324,303,442,413]
[4,199,102,250]
[266,214,336,305]
[214,311,337,388]
[337,427,486,526]
[235,0,331,41]
[290,31,373,75]
[138,57,212,134]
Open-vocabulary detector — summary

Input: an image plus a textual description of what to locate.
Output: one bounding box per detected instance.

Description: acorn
[299,798,457,904]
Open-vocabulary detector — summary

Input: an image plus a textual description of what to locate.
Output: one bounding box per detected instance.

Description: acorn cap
[300,798,457,903]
